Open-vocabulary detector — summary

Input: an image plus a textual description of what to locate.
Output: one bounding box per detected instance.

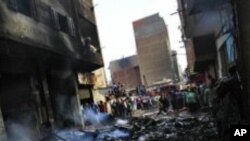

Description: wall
[185,39,195,73]
[0,0,103,67]
[0,107,7,141]
[92,68,107,89]
[133,14,173,86]
[47,69,83,128]
[0,0,76,56]
[110,55,141,89]
[236,0,250,119]
[112,66,141,90]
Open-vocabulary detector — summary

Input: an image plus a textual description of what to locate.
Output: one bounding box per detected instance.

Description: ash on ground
[42,110,219,141]
[127,111,218,141]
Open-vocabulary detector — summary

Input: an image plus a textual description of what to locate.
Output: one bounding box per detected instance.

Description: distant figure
[157,93,169,115]
[185,88,198,113]
[98,101,105,113]
[92,102,99,113]
[197,81,205,107]
[112,82,118,95]
[174,90,184,110]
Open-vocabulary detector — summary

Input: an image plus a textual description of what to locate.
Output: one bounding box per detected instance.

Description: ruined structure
[0,0,103,140]
[177,0,250,133]
[109,55,141,90]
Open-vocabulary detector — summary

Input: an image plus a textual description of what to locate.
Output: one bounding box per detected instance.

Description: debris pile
[41,111,219,141]
[128,112,218,141]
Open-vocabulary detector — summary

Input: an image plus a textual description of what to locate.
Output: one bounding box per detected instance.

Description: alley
[1,0,250,141]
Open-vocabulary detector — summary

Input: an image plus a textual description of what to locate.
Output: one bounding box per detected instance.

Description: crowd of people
[81,67,243,141]
[81,79,218,120]
[156,79,217,115]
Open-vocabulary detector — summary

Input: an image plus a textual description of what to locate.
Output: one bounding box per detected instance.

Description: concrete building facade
[109,55,141,90]
[0,0,103,140]
[177,0,237,82]
[171,50,181,83]
[177,0,250,122]
[92,68,108,89]
[235,0,250,119]
[133,13,173,86]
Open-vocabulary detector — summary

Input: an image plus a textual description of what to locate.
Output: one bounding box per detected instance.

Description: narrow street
[1,0,250,141]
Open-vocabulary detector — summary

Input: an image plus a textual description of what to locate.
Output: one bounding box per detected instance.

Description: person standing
[197,81,205,107]
[98,101,105,113]
[157,93,169,115]
[185,88,198,113]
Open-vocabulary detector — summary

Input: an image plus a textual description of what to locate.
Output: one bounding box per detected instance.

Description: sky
[93,0,187,82]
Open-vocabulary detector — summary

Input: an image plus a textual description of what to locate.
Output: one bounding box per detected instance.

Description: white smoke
[97,129,130,139]
[82,107,110,126]
[6,122,37,141]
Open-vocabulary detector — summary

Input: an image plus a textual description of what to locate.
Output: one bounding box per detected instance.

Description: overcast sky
[93,0,187,82]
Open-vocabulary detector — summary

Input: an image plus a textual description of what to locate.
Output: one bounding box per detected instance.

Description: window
[8,0,33,17]
[17,0,32,16]
[50,8,75,36]
[58,14,69,33]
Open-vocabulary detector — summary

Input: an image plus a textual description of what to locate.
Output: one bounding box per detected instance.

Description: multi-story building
[177,0,250,128]
[133,13,173,86]
[109,55,141,90]
[235,0,250,119]
[171,50,181,83]
[0,0,103,140]
[177,0,237,83]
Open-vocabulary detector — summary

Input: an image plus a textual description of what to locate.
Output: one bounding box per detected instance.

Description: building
[91,68,109,104]
[133,13,173,86]
[235,0,250,119]
[109,55,141,90]
[177,0,250,120]
[92,68,108,89]
[0,0,103,140]
[177,0,237,83]
[171,50,181,83]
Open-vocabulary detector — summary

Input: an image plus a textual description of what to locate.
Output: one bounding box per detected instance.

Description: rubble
[41,111,219,141]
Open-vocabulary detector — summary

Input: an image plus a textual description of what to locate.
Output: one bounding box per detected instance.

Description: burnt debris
[41,111,219,141]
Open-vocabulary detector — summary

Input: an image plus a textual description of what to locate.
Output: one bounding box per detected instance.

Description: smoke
[54,94,84,128]
[54,128,130,141]
[115,119,129,126]
[82,107,111,127]
[97,129,130,139]
[138,135,147,141]
[55,130,96,141]
[0,131,7,141]
[4,112,39,141]
[6,122,36,141]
